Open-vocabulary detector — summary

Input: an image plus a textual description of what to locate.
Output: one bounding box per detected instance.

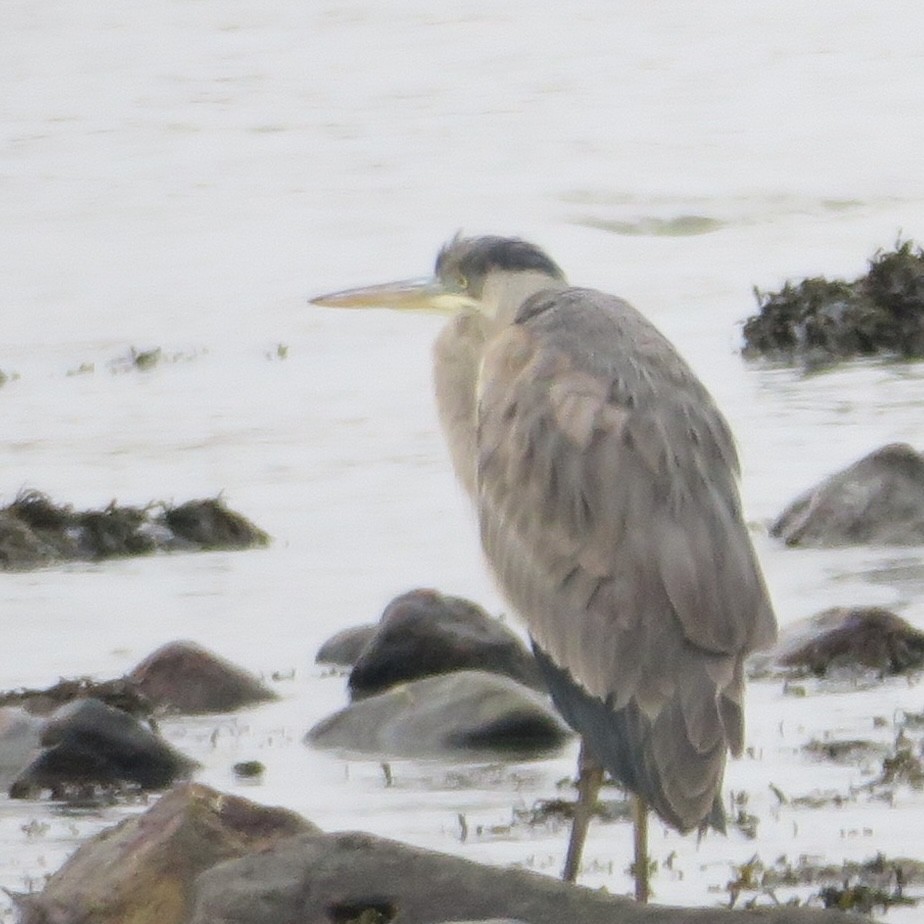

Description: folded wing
[475,288,776,830]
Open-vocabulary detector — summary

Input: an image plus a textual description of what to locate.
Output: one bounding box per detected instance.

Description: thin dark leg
[562,737,604,883]
[631,794,650,903]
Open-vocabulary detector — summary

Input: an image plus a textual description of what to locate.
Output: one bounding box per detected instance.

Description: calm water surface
[1,1,924,916]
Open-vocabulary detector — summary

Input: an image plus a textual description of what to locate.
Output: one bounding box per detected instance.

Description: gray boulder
[348,588,542,699]
[190,829,857,924]
[307,670,571,759]
[771,443,924,546]
[0,707,43,790]
[315,623,377,667]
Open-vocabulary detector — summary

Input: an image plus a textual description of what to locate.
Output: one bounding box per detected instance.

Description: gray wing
[475,287,777,830]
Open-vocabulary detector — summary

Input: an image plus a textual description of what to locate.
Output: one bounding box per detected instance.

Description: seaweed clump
[727,851,921,912]
[163,498,270,550]
[0,490,269,570]
[743,240,924,365]
[0,676,153,718]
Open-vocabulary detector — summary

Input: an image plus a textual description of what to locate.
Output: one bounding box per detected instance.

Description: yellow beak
[310,278,477,314]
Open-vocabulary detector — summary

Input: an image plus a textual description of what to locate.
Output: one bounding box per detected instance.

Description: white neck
[479,269,567,329]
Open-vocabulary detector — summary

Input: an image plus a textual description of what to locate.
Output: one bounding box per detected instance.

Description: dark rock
[15,782,315,924]
[162,498,270,550]
[128,640,278,714]
[753,607,924,679]
[189,828,857,924]
[9,697,197,799]
[307,670,571,759]
[315,623,377,667]
[771,444,924,546]
[742,239,924,365]
[0,490,270,571]
[348,589,542,699]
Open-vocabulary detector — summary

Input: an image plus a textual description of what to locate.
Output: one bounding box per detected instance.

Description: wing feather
[474,287,776,829]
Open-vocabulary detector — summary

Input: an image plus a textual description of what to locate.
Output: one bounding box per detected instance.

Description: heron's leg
[562,738,604,883]
[631,794,650,903]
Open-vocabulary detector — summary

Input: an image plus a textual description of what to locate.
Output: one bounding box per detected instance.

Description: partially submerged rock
[742,239,924,365]
[307,670,571,759]
[0,490,269,571]
[190,828,857,924]
[749,606,924,679]
[771,444,924,546]
[9,697,197,800]
[0,707,44,791]
[128,640,278,714]
[315,623,377,667]
[15,782,314,924]
[348,589,542,699]
[14,784,861,924]
[0,642,273,726]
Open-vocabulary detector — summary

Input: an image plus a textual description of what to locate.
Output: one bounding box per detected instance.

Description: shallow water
[2,1,924,918]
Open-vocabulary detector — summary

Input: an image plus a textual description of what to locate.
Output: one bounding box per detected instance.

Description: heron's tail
[532,640,726,834]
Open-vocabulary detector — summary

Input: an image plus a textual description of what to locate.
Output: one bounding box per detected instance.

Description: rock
[742,239,924,366]
[751,607,924,679]
[348,588,542,699]
[15,782,315,924]
[307,669,571,759]
[771,443,924,546]
[128,640,278,714]
[315,623,377,666]
[189,828,857,924]
[9,697,197,799]
[0,646,275,721]
[0,490,270,571]
[0,707,44,790]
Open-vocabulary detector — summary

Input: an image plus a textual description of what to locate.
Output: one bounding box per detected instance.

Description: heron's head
[310,234,566,323]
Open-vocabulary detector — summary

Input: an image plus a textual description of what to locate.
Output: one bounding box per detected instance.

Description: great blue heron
[311,234,778,902]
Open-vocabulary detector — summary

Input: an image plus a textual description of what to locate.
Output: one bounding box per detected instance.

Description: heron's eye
[456,273,468,291]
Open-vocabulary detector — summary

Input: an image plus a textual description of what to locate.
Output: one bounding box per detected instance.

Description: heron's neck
[481,270,568,330]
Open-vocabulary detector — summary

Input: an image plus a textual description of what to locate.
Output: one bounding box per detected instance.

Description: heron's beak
[310,278,476,315]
